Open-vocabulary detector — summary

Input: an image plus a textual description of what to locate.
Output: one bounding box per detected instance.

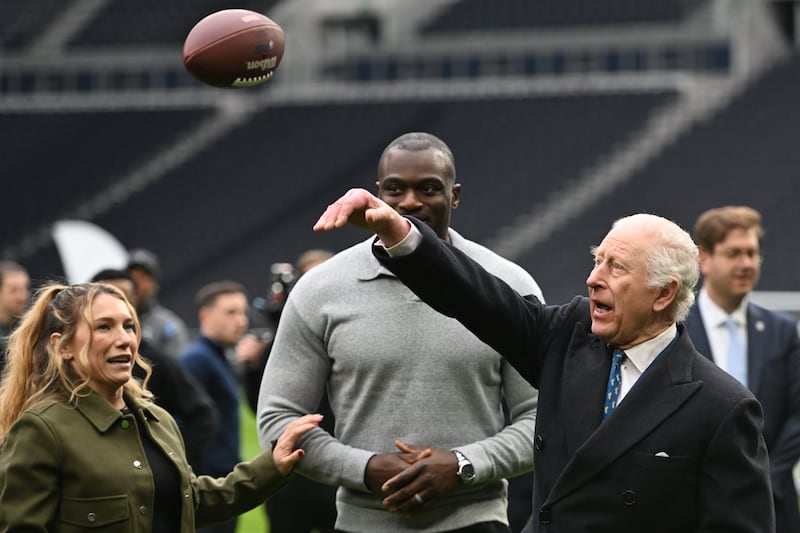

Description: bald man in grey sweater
[258,132,542,532]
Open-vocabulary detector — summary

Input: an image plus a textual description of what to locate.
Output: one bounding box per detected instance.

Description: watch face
[461,463,476,480]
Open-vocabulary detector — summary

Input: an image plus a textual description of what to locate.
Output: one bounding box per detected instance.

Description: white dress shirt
[616,323,677,405]
[697,288,748,373]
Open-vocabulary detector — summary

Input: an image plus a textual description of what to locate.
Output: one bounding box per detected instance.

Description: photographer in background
[237,249,336,533]
[239,250,333,411]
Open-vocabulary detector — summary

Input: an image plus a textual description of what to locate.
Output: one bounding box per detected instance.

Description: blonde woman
[0,282,321,532]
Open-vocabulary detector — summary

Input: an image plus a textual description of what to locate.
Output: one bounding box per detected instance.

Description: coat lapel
[686,306,713,362]
[746,304,770,393]
[560,328,610,456]
[545,330,702,506]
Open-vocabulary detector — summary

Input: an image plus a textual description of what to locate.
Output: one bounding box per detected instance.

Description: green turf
[237,398,269,533]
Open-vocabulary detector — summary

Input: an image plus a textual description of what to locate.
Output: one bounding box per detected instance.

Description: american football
[183,9,285,88]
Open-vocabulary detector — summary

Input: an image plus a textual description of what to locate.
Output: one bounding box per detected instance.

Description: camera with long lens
[252,262,298,326]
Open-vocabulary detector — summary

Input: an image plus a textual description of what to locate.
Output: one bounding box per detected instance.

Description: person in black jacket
[91,268,218,465]
[312,188,774,533]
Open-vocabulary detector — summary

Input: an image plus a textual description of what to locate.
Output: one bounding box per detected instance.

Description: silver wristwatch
[454,450,476,484]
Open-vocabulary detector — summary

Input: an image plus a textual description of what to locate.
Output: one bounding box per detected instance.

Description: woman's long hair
[0,282,153,442]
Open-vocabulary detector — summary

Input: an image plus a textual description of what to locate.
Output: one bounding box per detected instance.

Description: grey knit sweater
[258,230,542,532]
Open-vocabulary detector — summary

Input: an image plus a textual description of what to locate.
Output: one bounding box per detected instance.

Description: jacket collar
[74,389,160,433]
[689,301,770,391]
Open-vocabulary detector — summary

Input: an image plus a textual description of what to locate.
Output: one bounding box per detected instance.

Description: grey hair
[612,214,699,322]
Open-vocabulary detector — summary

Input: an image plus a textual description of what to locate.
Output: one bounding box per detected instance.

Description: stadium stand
[323,0,730,82]
[1,0,799,327]
[0,108,214,245]
[514,53,800,306]
[67,0,281,49]
[420,0,707,33]
[0,0,68,51]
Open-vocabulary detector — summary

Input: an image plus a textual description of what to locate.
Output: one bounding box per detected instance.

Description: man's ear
[698,248,712,277]
[653,279,679,314]
[451,183,461,210]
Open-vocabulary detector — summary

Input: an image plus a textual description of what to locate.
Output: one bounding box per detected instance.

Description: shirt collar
[621,323,677,374]
[698,287,748,328]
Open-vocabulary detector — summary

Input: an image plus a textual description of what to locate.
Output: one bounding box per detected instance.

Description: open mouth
[108,355,131,367]
[594,301,611,312]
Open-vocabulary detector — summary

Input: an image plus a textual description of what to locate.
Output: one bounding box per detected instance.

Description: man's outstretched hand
[313,188,411,247]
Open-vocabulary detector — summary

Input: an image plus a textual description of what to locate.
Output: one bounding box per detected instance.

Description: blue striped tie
[603,349,626,420]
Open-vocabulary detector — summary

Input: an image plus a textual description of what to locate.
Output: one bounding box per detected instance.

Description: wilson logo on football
[246,57,278,71]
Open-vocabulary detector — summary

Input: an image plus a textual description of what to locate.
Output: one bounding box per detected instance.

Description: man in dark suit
[313,188,774,533]
[685,205,800,533]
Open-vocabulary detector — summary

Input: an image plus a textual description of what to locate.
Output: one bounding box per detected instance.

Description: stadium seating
[324,0,729,82]
[0,0,68,50]
[421,0,706,33]
[0,108,213,240]
[516,53,800,305]
[67,0,280,49]
[3,0,799,324]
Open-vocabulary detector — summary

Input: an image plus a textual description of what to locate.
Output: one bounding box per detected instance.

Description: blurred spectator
[127,248,190,358]
[180,280,250,533]
[295,249,336,276]
[90,268,219,465]
[237,249,337,533]
[686,205,800,533]
[0,261,30,374]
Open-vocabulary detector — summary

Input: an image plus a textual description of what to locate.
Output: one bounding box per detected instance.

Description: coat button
[539,507,552,524]
[133,460,143,469]
[87,513,96,523]
[139,506,148,515]
[121,420,130,429]
[622,489,637,506]
[534,434,545,451]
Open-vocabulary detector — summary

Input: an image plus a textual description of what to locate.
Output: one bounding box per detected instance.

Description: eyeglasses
[716,248,762,262]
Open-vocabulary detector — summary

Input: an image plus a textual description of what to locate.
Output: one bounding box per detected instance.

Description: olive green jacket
[0,390,287,532]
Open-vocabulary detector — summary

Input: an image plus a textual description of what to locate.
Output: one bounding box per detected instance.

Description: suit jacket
[686,302,800,533]
[375,218,774,533]
[0,390,286,532]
